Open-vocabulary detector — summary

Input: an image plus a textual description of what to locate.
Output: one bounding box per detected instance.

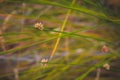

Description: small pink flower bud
[101,45,109,53]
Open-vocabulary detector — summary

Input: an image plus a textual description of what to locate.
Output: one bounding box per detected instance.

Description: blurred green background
[0,0,120,80]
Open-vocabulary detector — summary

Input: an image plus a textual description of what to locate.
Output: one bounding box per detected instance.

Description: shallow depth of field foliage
[0,0,120,80]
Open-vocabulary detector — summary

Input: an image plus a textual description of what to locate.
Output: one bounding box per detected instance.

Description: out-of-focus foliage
[0,0,120,80]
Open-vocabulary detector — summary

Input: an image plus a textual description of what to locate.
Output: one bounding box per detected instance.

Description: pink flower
[101,45,109,53]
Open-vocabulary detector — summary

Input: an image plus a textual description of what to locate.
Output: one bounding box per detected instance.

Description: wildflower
[41,58,46,63]
[41,58,48,66]
[103,63,110,70]
[34,22,44,30]
[101,45,109,53]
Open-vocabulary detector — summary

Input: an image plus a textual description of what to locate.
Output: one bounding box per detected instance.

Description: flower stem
[49,0,76,60]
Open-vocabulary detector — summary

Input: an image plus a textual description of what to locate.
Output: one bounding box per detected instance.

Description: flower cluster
[34,22,44,30]
[41,58,48,63]
[41,58,48,66]
[103,63,110,70]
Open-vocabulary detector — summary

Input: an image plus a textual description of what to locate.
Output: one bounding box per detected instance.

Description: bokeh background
[0,0,120,80]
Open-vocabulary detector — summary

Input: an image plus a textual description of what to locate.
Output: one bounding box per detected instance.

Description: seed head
[41,58,48,63]
[34,22,44,30]
[103,63,110,70]
[41,58,48,67]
